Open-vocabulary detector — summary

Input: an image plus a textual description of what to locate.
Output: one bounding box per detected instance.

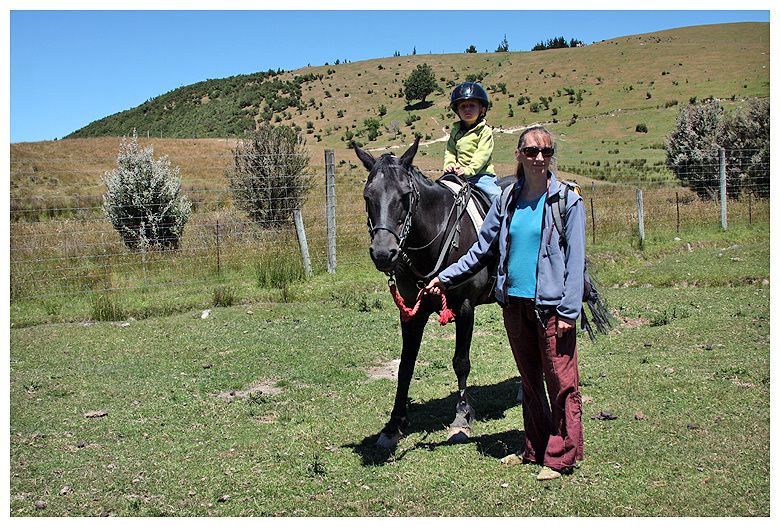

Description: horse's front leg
[448,298,476,443]
[376,312,428,450]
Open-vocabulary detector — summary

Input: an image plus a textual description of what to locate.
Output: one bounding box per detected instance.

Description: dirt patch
[366,359,400,380]
[215,380,283,401]
[617,316,648,329]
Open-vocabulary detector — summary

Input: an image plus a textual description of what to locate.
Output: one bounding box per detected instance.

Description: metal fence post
[325,149,337,273]
[636,188,645,246]
[719,147,727,230]
[293,209,313,278]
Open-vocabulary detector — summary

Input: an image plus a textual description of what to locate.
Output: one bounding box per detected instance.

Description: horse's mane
[374,152,436,186]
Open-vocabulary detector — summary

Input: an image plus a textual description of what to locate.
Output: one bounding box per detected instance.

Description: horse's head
[354,137,420,273]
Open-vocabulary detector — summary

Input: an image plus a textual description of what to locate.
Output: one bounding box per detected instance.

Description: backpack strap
[551,185,568,246]
[551,181,582,246]
[499,183,514,216]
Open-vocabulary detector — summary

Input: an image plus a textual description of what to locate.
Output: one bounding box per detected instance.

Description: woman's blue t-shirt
[506,192,546,299]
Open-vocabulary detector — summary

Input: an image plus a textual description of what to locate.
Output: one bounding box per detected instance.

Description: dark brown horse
[355,138,505,449]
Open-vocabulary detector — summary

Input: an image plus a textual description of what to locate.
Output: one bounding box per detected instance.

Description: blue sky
[8,8,771,143]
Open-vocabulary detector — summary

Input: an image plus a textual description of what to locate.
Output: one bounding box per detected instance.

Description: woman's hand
[557,317,575,338]
[423,277,444,296]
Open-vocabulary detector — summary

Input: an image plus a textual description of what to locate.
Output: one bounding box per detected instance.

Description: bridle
[366,165,472,283]
[365,174,420,251]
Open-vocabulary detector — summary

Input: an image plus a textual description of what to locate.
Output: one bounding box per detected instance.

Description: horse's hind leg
[376,313,427,450]
[448,299,476,443]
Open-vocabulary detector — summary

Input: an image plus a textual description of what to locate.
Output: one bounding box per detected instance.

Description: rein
[388,277,456,326]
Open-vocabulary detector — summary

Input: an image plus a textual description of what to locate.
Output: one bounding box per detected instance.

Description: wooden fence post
[719,147,727,230]
[589,197,596,246]
[325,149,337,273]
[293,209,313,278]
[215,219,221,275]
[675,191,680,234]
[636,188,645,247]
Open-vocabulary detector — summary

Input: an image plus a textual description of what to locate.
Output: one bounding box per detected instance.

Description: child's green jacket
[443,119,496,176]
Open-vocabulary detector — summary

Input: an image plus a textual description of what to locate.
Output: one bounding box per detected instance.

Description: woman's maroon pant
[503,298,584,471]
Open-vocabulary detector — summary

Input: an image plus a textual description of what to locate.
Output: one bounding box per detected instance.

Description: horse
[355,137,505,449]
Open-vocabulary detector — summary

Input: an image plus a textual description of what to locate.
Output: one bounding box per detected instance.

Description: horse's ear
[399,136,420,168]
[354,143,375,171]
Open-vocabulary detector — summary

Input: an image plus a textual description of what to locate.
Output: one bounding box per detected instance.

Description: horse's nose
[369,246,398,261]
[369,245,398,271]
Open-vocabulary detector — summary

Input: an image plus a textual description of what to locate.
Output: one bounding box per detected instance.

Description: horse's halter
[365,170,420,250]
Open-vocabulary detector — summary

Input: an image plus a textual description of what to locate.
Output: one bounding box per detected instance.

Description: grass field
[9,221,769,516]
[8,21,771,516]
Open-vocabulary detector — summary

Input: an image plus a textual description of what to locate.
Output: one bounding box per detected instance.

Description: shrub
[665,100,721,199]
[635,123,648,133]
[363,118,382,141]
[212,285,237,307]
[718,98,770,198]
[102,131,192,251]
[226,124,312,228]
[91,293,127,322]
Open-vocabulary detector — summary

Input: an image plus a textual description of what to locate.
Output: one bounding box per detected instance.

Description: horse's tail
[580,262,614,341]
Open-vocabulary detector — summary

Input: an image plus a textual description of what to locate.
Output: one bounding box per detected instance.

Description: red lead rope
[389,283,456,325]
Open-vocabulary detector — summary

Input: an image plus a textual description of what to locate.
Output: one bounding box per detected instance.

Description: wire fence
[9,147,769,303]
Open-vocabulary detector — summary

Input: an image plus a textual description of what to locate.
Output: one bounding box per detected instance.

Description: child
[443,82,501,201]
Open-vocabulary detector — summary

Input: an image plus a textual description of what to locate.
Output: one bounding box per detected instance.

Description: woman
[425,125,585,481]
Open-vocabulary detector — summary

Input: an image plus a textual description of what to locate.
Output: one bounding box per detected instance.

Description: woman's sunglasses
[520,146,555,158]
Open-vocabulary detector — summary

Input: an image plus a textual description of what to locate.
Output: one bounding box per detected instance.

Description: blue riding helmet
[450,82,490,112]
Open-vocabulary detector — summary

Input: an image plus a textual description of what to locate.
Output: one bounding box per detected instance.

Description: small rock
[118,322,130,328]
[246,310,254,315]
[188,490,196,497]
[500,482,509,488]
[664,368,675,375]
[77,441,86,449]
[202,363,212,369]
[644,342,653,348]
[687,422,701,430]
[704,344,713,351]
[500,454,522,465]
[634,411,646,420]
[84,410,108,418]
[686,243,692,252]
[59,486,72,495]
[582,395,594,404]
[217,495,230,503]
[34,500,46,510]
[674,237,681,241]
[201,309,211,319]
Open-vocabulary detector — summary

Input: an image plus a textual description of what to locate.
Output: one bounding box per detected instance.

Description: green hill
[67,23,769,157]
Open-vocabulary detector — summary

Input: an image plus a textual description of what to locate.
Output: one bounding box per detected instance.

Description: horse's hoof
[376,431,401,450]
[447,426,471,443]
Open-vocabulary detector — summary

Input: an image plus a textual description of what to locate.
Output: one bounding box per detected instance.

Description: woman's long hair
[514,125,555,179]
